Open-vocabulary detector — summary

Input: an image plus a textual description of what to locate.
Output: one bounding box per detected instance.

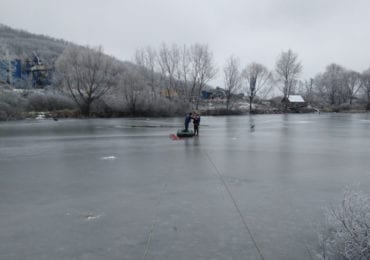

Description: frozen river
[1,113,370,259]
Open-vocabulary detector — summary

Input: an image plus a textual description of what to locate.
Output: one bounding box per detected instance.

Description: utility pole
[249,76,256,112]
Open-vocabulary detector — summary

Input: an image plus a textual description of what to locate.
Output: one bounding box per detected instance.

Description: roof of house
[287,95,305,103]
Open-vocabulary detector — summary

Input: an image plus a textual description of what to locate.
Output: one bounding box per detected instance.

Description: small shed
[282,95,306,109]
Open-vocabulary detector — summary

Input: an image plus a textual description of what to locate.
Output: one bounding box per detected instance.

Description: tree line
[55,44,370,116]
[54,43,220,117]
[53,44,279,116]
[2,36,370,119]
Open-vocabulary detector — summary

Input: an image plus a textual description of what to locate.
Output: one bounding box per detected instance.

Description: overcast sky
[1,0,370,86]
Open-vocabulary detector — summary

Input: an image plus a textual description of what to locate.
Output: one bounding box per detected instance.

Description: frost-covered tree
[55,46,120,116]
[0,89,27,120]
[275,49,302,99]
[296,78,317,105]
[344,70,362,105]
[0,24,68,63]
[188,44,217,109]
[223,55,242,111]
[119,68,146,115]
[242,62,273,111]
[157,43,180,99]
[0,45,7,59]
[134,46,159,99]
[134,43,216,108]
[361,68,370,104]
[177,45,191,101]
[315,64,348,106]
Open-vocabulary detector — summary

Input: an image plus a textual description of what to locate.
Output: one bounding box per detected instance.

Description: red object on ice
[169,134,181,140]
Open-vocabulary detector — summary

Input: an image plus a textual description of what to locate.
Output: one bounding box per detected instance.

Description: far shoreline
[1,109,369,123]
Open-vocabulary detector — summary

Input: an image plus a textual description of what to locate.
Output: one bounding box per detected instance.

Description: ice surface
[1,114,370,259]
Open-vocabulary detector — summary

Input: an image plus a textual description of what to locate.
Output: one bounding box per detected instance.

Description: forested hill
[0,24,70,63]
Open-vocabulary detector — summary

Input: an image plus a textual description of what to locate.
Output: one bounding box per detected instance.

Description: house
[201,87,226,100]
[212,87,226,99]
[281,95,306,109]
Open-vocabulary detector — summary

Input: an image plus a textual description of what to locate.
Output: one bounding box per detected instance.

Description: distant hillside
[0,24,208,95]
[0,24,138,87]
[0,24,71,63]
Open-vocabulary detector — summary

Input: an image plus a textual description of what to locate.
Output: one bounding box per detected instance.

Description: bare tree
[223,55,242,111]
[298,78,316,105]
[315,64,347,105]
[275,49,302,100]
[188,44,217,109]
[242,62,273,111]
[157,43,180,99]
[134,46,158,100]
[119,67,145,115]
[344,70,362,105]
[55,46,120,116]
[361,68,370,104]
[175,45,191,101]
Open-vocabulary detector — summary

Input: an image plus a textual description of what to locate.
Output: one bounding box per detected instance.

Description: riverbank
[1,106,368,122]
[1,86,369,121]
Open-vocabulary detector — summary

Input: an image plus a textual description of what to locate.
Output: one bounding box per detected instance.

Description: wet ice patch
[65,210,104,221]
[85,214,102,221]
[100,156,116,160]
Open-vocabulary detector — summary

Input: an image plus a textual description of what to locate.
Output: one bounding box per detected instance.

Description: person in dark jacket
[184,112,192,132]
[193,113,201,136]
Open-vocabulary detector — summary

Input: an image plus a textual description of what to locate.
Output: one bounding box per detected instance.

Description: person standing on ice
[184,112,192,132]
[192,112,200,136]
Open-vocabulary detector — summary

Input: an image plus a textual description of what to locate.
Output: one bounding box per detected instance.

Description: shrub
[318,189,370,259]
[200,108,246,116]
[102,94,191,117]
[49,109,80,118]
[151,97,190,117]
[332,104,352,112]
[27,91,75,111]
[0,90,27,120]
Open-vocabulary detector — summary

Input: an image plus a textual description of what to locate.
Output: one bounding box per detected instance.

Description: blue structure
[201,87,227,100]
[201,90,212,99]
[0,56,52,88]
[14,59,22,79]
[0,59,22,85]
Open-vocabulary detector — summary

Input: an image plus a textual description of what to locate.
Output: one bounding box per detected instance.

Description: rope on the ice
[205,152,265,260]
[142,183,167,260]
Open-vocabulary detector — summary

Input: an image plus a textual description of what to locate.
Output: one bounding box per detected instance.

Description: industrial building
[0,55,52,88]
